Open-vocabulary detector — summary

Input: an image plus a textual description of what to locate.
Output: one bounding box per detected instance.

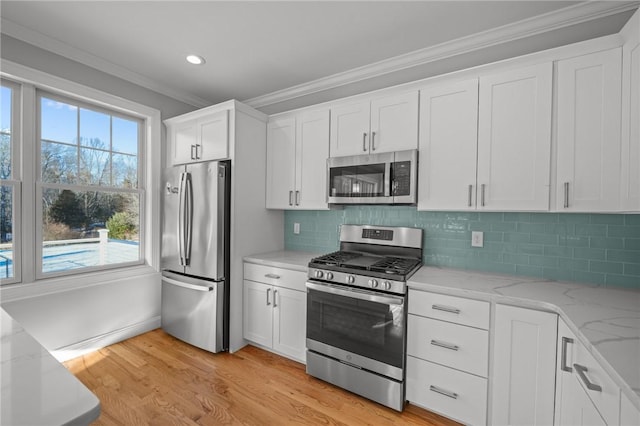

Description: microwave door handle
[385,161,392,197]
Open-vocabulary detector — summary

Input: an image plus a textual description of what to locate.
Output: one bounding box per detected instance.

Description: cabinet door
[565,374,608,426]
[492,304,557,426]
[477,63,552,211]
[272,287,307,362]
[370,91,419,153]
[557,48,622,212]
[621,11,640,211]
[197,110,229,162]
[266,116,296,209]
[242,280,273,348]
[296,109,330,210]
[418,79,479,210]
[171,119,198,165]
[329,101,370,157]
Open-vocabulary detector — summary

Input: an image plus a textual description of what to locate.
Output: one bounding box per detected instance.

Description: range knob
[382,281,392,290]
[368,279,379,288]
[346,275,355,284]
[325,272,334,280]
[314,270,324,279]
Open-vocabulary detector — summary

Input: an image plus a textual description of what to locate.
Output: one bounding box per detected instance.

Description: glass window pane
[41,141,78,184]
[79,148,110,185]
[80,108,110,148]
[1,86,11,179]
[112,117,138,155]
[41,97,78,144]
[112,153,138,188]
[42,189,140,274]
[0,185,14,280]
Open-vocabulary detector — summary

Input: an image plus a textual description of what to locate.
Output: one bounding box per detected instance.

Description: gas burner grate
[311,251,361,267]
[369,257,421,275]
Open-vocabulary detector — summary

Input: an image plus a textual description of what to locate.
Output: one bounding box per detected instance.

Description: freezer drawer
[161,272,225,353]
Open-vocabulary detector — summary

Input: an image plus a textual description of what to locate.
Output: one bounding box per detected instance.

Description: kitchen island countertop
[408,266,640,410]
[1,307,101,425]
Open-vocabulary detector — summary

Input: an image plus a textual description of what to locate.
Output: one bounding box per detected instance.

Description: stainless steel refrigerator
[161,160,230,353]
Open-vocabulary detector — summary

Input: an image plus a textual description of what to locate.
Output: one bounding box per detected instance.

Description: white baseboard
[51,316,161,362]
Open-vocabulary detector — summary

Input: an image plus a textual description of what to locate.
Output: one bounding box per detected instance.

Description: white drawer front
[407,356,487,426]
[408,289,490,329]
[243,262,307,292]
[407,315,489,377]
[574,340,620,425]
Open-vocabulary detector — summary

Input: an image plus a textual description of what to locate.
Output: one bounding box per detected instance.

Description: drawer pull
[574,363,602,392]
[429,385,458,399]
[430,339,459,351]
[561,337,573,372]
[264,273,281,279]
[431,304,461,314]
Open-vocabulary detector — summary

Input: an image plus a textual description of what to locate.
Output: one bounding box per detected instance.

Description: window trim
[1,78,22,284]
[0,60,161,299]
[35,89,146,279]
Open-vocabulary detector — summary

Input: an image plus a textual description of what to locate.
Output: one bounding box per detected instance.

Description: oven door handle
[306,281,404,306]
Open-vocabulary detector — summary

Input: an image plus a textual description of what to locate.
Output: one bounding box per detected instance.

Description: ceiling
[1,1,639,113]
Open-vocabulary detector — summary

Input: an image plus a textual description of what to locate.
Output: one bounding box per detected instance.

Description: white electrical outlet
[293,223,300,234]
[471,231,484,248]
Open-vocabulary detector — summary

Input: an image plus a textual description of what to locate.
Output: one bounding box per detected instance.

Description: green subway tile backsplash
[284,207,640,289]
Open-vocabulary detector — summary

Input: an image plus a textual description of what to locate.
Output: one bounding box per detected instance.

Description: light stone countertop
[1,308,101,425]
[408,266,640,410]
[243,250,321,272]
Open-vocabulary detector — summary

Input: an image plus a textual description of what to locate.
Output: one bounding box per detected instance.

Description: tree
[106,211,136,240]
[48,190,86,228]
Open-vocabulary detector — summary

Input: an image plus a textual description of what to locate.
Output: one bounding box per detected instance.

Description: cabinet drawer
[407,315,489,377]
[408,290,490,329]
[243,263,307,292]
[407,356,487,426]
[574,340,620,425]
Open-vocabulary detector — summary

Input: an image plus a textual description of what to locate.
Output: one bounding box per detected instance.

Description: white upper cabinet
[556,48,622,212]
[168,109,229,165]
[330,91,418,157]
[418,79,479,210]
[621,9,640,211]
[266,116,296,209]
[477,62,553,211]
[266,109,330,210]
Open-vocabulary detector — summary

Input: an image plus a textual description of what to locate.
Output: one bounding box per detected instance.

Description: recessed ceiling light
[186,55,206,65]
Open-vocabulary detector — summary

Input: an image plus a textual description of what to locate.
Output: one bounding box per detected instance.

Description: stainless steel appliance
[161,160,230,353]
[327,149,417,205]
[305,224,423,411]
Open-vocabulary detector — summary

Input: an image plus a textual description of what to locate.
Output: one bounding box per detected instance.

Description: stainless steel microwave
[327,149,418,205]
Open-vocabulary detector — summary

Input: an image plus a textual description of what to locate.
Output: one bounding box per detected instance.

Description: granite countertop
[408,266,640,410]
[1,308,101,425]
[243,250,321,272]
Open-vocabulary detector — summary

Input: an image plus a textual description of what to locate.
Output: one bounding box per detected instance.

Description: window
[37,92,144,277]
[1,79,20,283]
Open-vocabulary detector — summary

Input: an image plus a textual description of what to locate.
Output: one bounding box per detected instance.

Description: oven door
[306,280,406,380]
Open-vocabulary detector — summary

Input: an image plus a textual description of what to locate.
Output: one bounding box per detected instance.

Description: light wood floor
[64,329,460,425]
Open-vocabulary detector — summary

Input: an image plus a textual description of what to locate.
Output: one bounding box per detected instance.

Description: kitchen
[1,1,639,425]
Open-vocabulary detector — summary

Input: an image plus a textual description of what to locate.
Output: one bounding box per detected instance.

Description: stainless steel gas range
[305,224,423,411]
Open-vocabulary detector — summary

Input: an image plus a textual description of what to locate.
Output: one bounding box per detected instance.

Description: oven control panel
[308,268,407,295]
[362,228,393,241]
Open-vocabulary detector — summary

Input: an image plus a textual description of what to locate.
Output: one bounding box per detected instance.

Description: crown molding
[243,1,639,109]
[0,18,211,108]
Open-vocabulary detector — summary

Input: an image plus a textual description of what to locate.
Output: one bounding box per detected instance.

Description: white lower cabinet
[242,263,307,363]
[555,318,621,426]
[491,304,558,426]
[406,289,490,425]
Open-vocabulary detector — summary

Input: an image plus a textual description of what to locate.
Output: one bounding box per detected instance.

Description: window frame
[1,78,22,284]
[0,60,161,298]
[35,90,146,279]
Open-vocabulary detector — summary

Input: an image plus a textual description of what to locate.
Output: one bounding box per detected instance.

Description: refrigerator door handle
[184,173,193,264]
[163,275,214,292]
[178,172,187,266]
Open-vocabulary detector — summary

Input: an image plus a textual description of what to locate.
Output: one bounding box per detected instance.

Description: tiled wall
[284,207,640,289]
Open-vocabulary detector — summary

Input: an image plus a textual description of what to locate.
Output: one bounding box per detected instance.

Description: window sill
[0,264,160,303]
